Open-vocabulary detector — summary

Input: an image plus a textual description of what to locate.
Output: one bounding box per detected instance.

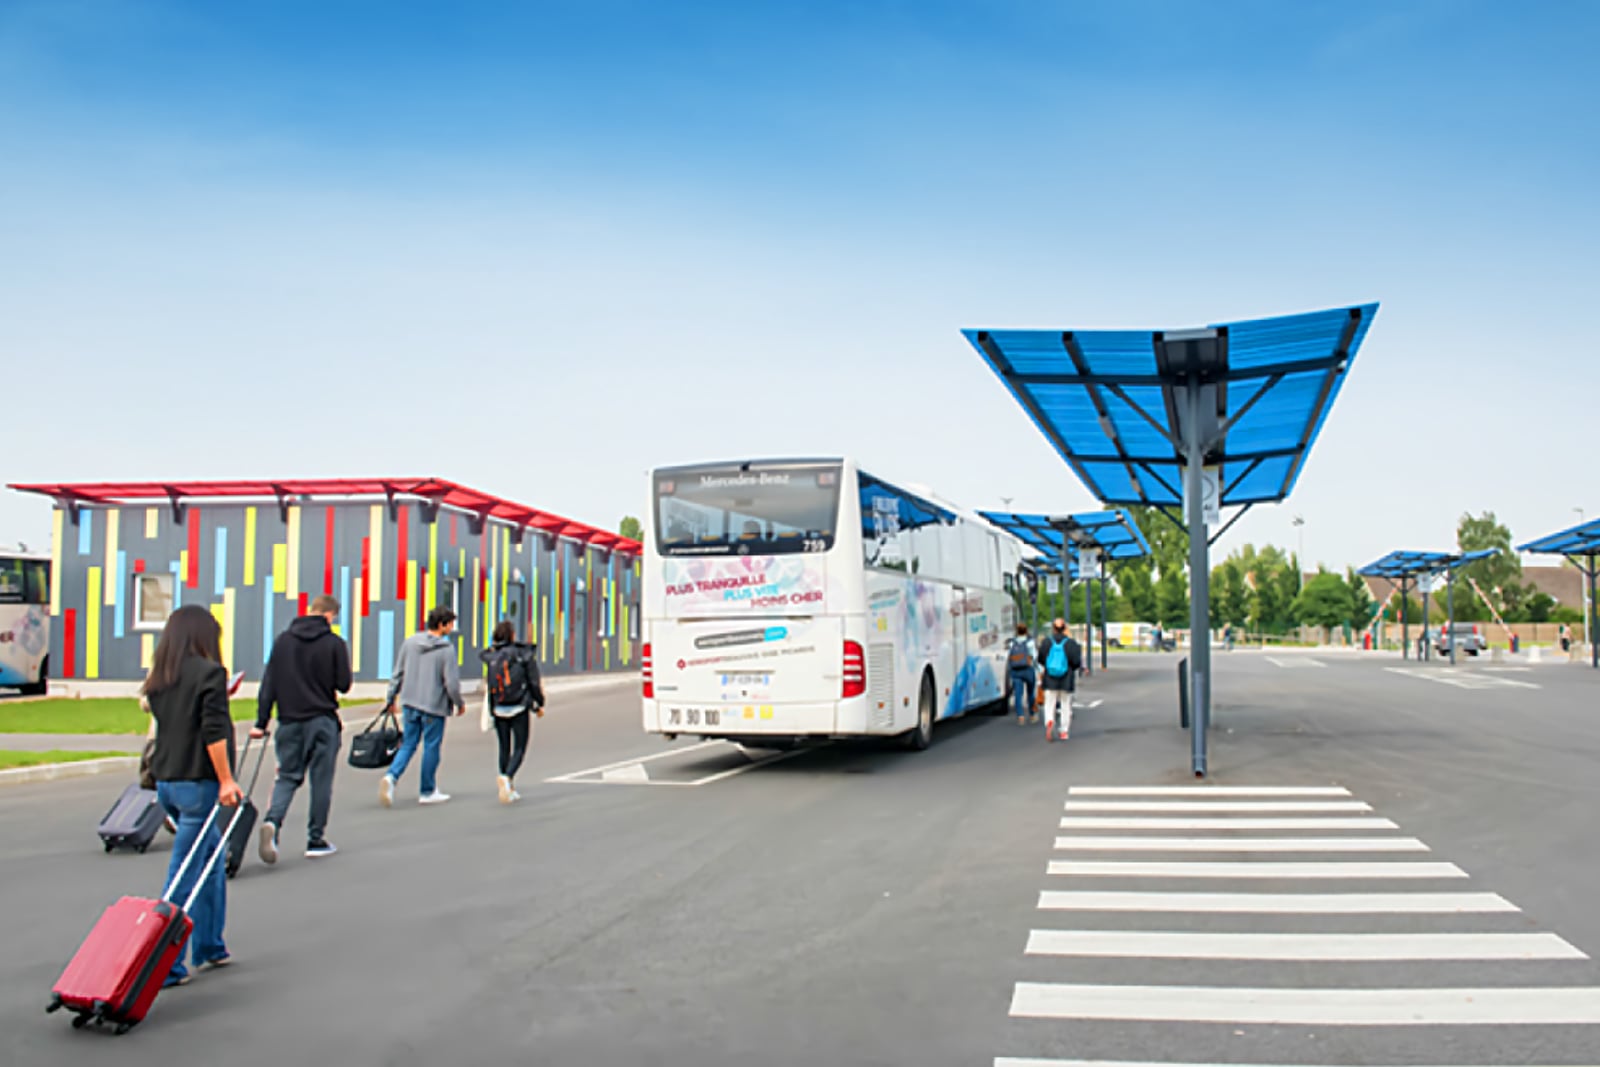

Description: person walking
[142,605,243,988]
[251,594,351,863]
[479,621,544,804]
[380,607,465,807]
[1005,622,1038,726]
[1037,617,1083,743]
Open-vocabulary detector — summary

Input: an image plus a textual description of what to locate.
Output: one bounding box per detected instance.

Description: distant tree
[1114,561,1158,623]
[1156,567,1189,630]
[1220,562,1251,629]
[619,516,644,542]
[1344,568,1377,631]
[1457,511,1522,615]
[1291,570,1352,630]
[1550,605,1585,625]
[1525,591,1556,623]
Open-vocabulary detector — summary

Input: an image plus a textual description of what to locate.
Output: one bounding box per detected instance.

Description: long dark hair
[492,621,515,646]
[142,605,223,696]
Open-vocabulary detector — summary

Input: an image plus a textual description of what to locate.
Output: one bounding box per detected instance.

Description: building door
[572,585,587,671]
[505,581,528,641]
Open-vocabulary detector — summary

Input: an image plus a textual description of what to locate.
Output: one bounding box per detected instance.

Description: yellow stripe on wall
[144,507,159,539]
[218,588,236,672]
[368,505,384,602]
[243,507,258,587]
[272,544,288,594]
[104,510,120,606]
[285,506,301,601]
[472,557,481,648]
[404,561,418,638]
[179,550,189,589]
[428,522,439,610]
[140,633,155,670]
[50,509,63,614]
[85,567,102,679]
[500,527,510,609]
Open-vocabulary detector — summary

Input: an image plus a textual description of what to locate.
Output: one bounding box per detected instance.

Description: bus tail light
[842,639,866,699]
[642,643,654,699]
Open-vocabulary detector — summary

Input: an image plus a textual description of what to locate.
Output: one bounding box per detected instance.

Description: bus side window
[25,561,49,605]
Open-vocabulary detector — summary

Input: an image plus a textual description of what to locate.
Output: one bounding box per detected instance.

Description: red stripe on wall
[133,559,146,574]
[186,508,201,588]
[395,505,408,600]
[323,507,336,596]
[62,608,77,679]
[360,537,371,617]
[298,592,309,617]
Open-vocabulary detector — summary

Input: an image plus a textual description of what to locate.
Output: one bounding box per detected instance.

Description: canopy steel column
[1401,577,1411,660]
[1100,559,1109,670]
[1185,385,1211,778]
[1422,580,1432,662]
[1447,570,1457,666]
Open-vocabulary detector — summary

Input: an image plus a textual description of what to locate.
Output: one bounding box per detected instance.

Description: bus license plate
[721,673,769,686]
[667,707,721,727]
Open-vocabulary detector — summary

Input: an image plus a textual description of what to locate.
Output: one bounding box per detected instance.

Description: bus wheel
[903,674,934,751]
[20,657,47,697]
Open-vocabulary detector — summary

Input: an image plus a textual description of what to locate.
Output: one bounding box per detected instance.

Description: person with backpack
[380,607,465,807]
[1006,622,1039,726]
[479,621,545,804]
[1037,617,1083,742]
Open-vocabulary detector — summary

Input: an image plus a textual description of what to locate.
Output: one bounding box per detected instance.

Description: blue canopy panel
[1519,518,1600,557]
[965,304,1379,509]
[1358,549,1497,579]
[978,509,1150,564]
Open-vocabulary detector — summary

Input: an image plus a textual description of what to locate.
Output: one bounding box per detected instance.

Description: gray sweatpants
[265,716,340,843]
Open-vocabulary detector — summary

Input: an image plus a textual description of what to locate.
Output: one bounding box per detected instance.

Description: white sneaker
[379,776,395,808]
[509,786,522,802]
[497,775,512,805]
[258,822,279,865]
[419,791,451,805]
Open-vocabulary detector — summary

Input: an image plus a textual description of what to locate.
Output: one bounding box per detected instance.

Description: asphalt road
[2,651,1598,1066]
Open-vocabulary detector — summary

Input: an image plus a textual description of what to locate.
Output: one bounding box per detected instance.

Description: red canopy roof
[8,477,640,554]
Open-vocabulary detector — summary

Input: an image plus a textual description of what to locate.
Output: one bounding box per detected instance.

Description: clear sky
[2,1,1596,570]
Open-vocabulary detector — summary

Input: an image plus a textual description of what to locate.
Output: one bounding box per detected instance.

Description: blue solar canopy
[979,509,1150,567]
[1358,549,1497,579]
[965,304,1379,509]
[1519,518,1600,558]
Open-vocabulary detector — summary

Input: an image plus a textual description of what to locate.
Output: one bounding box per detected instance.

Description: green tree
[1456,511,1522,615]
[1156,567,1189,629]
[1114,563,1157,623]
[619,515,644,542]
[1219,561,1251,629]
[1291,569,1352,629]
[1525,591,1555,623]
[1344,568,1377,631]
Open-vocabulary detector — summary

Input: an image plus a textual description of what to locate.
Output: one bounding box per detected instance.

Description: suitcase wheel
[104,841,115,853]
[113,1022,134,1036]
[136,844,148,854]
[46,994,62,1014]
[71,1013,89,1030]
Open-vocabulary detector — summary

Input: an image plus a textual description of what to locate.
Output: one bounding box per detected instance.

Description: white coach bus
[641,458,1029,750]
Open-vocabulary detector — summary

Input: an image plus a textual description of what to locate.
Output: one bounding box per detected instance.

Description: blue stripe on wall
[262,573,275,664]
[78,515,92,556]
[113,550,127,639]
[377,611,395,680]
[340,566,351,637]
[169,560,183,609]
[214,527,227,596]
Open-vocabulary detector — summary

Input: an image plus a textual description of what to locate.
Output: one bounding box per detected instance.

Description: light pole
[1578,508,1589,651]
[1292,515,1306,579]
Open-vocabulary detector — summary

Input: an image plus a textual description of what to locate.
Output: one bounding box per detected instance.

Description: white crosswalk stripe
[998,783,1600,1066]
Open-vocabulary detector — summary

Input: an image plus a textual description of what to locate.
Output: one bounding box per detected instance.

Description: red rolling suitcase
[48,796,249,1034]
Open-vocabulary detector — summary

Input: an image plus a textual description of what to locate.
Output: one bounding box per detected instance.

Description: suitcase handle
[159,736,258,911]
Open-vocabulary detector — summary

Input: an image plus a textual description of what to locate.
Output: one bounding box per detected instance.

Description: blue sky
[2,1,1596,570]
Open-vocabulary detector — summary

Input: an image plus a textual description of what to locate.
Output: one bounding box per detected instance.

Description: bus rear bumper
[642,696,879,737]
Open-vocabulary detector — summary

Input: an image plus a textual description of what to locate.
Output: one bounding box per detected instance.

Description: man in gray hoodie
[380,607,465,807]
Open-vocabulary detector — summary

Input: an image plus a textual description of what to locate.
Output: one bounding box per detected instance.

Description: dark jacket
[256,615,352,729]
[148,656,236,782]
[479,641,543,711]
[1037,632,1083,692]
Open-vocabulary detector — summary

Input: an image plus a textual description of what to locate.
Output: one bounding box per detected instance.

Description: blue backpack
[1045,637,1069,678]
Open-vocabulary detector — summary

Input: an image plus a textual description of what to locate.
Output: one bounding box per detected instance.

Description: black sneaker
[258,822,279,865]
[305,839,338,859]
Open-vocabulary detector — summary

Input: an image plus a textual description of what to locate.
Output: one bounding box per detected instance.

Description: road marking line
[1037,890,1517,913]
[544,739,728,782]
[1266,656,1325,668]
[1063,800,1372,813]
[1059,816,1397,830]
[1069,786,1350,796]
[996,1061,1600,1067]
[1024,930,1583,960]
[681,745,810,785]
[1047,860,1466,878]
[600,763,650,782]
[1385,667,1541,690]
[1055,836,1428,852]
[1080,698,1104,709]
[1008,983,1600,1024]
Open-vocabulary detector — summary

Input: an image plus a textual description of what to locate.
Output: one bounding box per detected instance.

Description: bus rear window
[655,463,842,556]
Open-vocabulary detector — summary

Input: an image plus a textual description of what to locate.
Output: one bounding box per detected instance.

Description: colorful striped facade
[36,487,641,684]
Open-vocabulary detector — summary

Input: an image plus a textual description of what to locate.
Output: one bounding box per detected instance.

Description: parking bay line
[544,739,811,787]
[1059,816,1398,830]
[1063,800,1372,813]
[1009,983,1600,1025]
[1024,929,1584,960]
[1069,786,1350,796]
[1047,860,1467,878]
[1037,890,1518,913]
[1055,836,1428,852]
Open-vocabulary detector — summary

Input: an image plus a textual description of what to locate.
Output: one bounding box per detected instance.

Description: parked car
[1433,622,1487,656]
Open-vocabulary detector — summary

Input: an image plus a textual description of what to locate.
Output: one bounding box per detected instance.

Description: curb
[0,756,140,787]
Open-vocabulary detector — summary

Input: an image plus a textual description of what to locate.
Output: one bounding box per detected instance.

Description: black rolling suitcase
[97,784,166,854]
[217,735,268,879]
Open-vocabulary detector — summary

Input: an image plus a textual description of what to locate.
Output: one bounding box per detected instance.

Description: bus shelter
[979,509,1149,672]
[1358,549,1497,665]
[1518,518,1600,668]
[965,302,1379,776]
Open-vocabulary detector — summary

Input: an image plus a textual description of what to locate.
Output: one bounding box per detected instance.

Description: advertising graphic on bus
[0,553,52,694]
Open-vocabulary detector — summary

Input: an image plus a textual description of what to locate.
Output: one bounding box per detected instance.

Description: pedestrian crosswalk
[997,782,1600,1066]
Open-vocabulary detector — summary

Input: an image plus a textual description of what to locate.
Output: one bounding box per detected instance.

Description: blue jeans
[1011,672,1036,718]
[155,780,228,978]
[386,706,446,795]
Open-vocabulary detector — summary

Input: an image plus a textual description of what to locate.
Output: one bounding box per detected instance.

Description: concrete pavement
[1,654,1597,1066]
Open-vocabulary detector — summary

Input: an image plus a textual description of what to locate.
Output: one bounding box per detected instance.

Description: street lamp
[1291,515,1306,586]
[1578,508,1589,651]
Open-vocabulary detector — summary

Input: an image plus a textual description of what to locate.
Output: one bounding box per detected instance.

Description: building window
[0,558,24,603]
[133,573,175,630]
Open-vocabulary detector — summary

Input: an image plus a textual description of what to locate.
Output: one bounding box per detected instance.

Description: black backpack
[486,646,529,708]
[1007,637,1033,672]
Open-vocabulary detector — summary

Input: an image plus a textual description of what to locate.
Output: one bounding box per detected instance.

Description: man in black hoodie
[251,594,352,861]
